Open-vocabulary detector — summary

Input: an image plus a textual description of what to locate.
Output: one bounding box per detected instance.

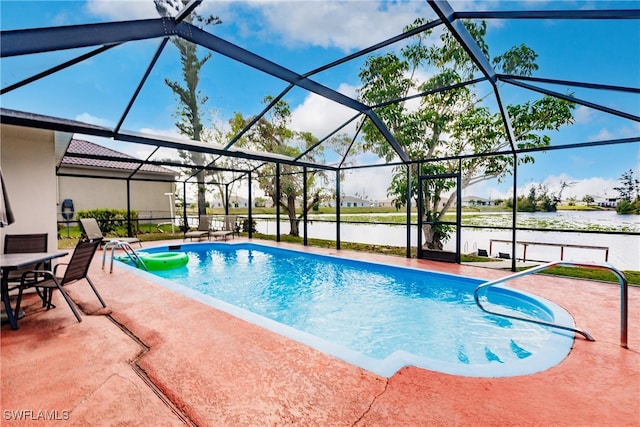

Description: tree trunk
[421,223,444,250]
[286,195,299,236]
[197,174,207,216]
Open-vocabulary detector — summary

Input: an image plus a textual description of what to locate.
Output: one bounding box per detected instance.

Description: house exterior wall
[57,168,175,221]
[0,124,60,253]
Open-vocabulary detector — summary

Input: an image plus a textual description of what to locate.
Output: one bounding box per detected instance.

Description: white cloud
[486,174,622,201]
[84,0,158,21]
[574,105,592,124]
[342,165,393,201]
[75,112,114,128]
[290,83,359,137]
[254,1,432,51]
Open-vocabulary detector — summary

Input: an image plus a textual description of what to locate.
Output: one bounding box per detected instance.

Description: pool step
[485,346,503,363]
[458,340,532,364]
[510,339,533,359]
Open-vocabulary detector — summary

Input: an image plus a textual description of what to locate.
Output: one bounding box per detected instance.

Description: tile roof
[61,139,176,176]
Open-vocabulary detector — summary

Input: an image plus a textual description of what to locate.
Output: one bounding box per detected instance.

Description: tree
[357,19,575,250]
[155,0,222,216]
[582,195,594,206]
[614,169,640,215]
[614,169,639,201]
[230,98,333,236]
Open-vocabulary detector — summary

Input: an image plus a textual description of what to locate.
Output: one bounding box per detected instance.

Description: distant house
[57,139,177,221]
[461,196,494,207]
[210,196,249,208]
[594,196,619,208]
[375,198,397,208]
[325,195,372,208]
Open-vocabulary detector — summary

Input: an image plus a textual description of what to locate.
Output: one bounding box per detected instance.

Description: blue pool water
[117,242,575,377]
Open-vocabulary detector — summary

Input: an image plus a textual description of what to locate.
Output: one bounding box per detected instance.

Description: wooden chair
[15,239,105,323]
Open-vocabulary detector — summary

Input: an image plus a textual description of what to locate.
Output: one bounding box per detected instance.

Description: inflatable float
[137,251,189,270]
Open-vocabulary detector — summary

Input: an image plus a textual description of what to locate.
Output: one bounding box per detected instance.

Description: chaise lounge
[80,217,141,247]
[211,215,237,241]
[184,215,211,241]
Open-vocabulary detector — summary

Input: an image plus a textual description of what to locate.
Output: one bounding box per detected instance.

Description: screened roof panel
[1,0,638,178]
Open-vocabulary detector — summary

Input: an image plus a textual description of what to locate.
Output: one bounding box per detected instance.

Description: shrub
[616,199,640,215]
[242,218,257,233]
[77,208,139,235]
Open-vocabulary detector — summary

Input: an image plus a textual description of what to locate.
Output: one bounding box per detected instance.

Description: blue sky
[1,0,639,201]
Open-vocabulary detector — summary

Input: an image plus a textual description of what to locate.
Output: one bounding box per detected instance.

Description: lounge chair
[211,215,237,240]
[80,217,141,247]
[184,215,210,241]
[15,239,105,323]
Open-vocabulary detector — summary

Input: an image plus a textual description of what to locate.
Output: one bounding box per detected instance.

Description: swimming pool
[117,242,575,378]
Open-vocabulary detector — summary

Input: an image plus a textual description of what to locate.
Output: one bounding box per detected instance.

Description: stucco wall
[0,124,60,253]
[57,173,175,221]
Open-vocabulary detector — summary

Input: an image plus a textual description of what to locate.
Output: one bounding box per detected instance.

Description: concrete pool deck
[1,238,638,426]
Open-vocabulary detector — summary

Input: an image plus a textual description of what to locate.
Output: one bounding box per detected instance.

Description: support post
[248,171,253,239]
[303,167,308,246]
[406,164,412,258]
[336,170,341,250]
[276,163,281,242]
[126,178,132,237]
[225,184,229,216]
[511,155,518,271]
[183,181,188,232]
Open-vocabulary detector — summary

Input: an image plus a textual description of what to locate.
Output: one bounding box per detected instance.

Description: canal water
[253,211,640,270]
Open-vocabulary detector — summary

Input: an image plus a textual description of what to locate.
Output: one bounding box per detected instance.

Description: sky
[1,0,639,202]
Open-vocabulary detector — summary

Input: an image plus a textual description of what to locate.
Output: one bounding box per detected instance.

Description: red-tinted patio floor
[2,239,638,426]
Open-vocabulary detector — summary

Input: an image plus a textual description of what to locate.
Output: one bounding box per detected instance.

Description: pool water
[118,242,575,377]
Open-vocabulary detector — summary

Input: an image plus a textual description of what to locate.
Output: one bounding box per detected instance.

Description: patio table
[1,251,68,330]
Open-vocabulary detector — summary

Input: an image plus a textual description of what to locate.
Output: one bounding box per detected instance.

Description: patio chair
[211,215,237,241]
[14,239,105,323]
[80,217,141,247]
[3,233,48,289]
[184,215,210,241]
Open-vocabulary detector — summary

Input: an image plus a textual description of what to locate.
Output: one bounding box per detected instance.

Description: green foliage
[514,185,558,212]
[155,0,225,217]
[616,199,640,215]
[230,98,330,236]
[614,169,639,201]
[356,18,575,249]
[242,218,257,233]
[77,209,139,235]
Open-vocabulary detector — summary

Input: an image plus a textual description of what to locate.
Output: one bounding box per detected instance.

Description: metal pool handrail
[474,261,629,348]
[102,240,147,273]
